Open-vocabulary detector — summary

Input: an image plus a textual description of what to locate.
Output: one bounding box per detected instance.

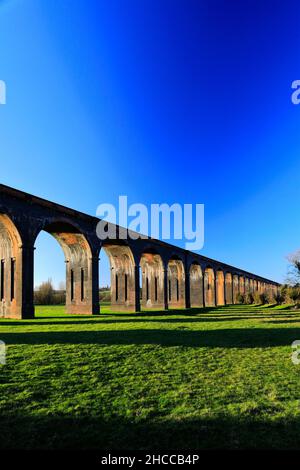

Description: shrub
[274,292,284,305]
[259,292,268,305]
[245,292,254,304]
[99,289,111,302]
[287,286,300,305]
[280,285,289,303]
[53,290,66,305]
[235,293,245,304]
[253,292,261,304]
[266,291,276,304]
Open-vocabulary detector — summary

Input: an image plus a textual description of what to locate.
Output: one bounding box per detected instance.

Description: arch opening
[204,267,215,307]
[233,274,239,303]
[189,262,203,307]
[0,214,22,318]
[167,257,185,308]
[34,231,66,308]
[101,243,136,311]
[35,221,95,315]
[98,248,111,312]
[140,250,164,310]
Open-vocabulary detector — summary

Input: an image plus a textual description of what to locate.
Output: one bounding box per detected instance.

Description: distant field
[1,304,300,449]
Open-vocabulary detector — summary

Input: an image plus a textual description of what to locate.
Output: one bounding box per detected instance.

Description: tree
[286,250,300,285]
[34,279,55,305]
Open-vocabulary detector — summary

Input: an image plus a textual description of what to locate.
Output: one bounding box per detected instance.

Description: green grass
[1,304,300,449]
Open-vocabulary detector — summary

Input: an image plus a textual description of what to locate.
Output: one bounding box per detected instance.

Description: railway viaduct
[0,184,280,319]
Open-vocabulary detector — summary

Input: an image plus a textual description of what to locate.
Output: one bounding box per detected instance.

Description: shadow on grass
[1,327,300,348]
[0,413,300,450]
[258,304,279,309]
[0,314,297,327]
[260,305,297,311]
[264,320,300,325]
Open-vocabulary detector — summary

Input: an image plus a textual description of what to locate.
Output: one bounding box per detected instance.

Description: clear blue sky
[1,0,300,287]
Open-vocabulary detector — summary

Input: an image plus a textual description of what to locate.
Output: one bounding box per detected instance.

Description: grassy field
[1,303,300,449]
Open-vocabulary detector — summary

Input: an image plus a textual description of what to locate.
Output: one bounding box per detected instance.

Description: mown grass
[1,304,300,449]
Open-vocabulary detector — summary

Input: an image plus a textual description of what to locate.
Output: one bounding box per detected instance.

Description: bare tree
[286,250,300,285]
[34,279,55,305]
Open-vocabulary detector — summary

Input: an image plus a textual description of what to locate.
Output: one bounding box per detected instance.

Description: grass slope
[1,304,300,449]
